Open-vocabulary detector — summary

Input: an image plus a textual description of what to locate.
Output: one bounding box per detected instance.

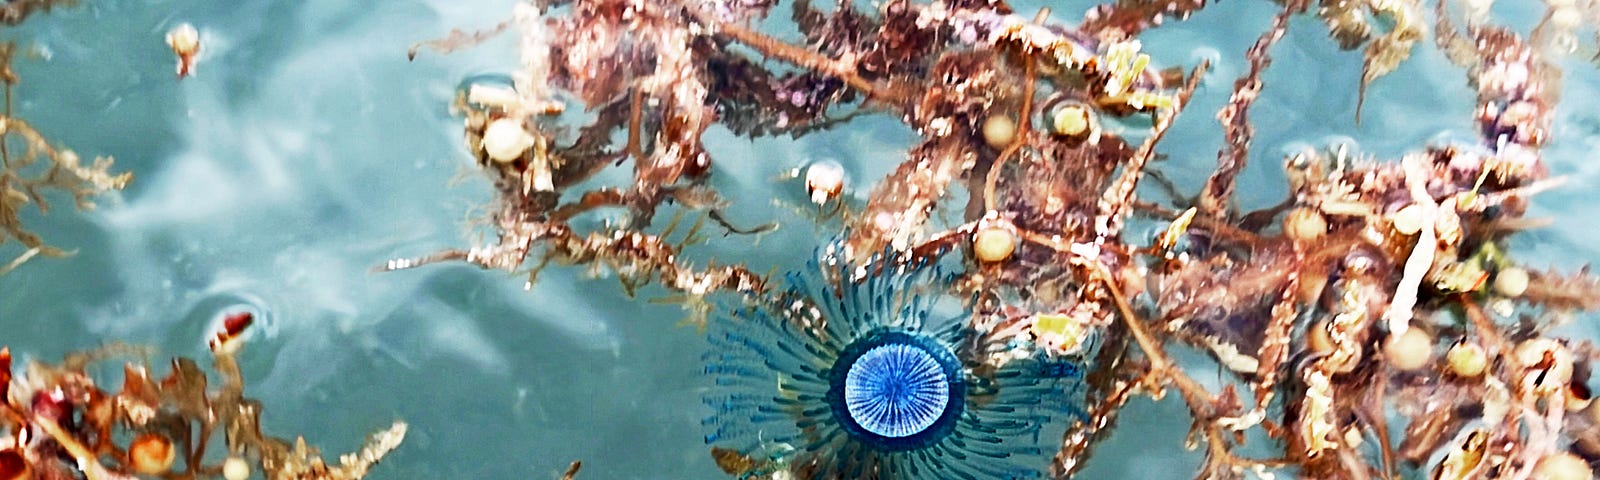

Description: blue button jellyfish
[703,244,1084,479]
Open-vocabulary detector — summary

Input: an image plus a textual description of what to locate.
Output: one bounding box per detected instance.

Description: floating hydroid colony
[702,242,1081,478]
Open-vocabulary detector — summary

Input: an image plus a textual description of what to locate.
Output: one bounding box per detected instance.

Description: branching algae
[383,0,1600,478]
[0,0,130,278]
[0,313,406,480]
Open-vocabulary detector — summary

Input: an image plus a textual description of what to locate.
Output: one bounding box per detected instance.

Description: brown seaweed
[382,1,1600,478]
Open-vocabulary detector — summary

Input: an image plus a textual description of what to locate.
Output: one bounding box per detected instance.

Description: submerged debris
[389,0,1600,478]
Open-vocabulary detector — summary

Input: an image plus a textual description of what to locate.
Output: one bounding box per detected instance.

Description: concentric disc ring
[826,330,965,451]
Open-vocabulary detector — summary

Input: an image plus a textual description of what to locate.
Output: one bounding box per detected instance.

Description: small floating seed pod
[981,115,1017,149]
[972,215,1018,264]
[1284,208,1327,242]
[1446,341,1487,378]
[129,433,176,475]
[1384,327,1433,371]
[1493,267,1529,298]
[482,119,534,164]
[703,242,1083,479]
[1389,204,1426,236]
[1049,102,1096,141]
[222,456,250,480]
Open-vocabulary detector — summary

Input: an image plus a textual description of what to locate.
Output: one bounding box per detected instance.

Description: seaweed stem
[983,60,1035,213]
[682,4,904,104]
[1096,60,1208,237]
[1198,1,1300,219]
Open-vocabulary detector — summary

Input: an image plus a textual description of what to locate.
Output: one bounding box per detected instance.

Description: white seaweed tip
[467,84,521,111]
[166,23,201,78]
[167,23,199,55]
[804,160,845,205]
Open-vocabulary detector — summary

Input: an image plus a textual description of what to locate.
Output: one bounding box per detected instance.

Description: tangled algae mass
[7,0,1600,478]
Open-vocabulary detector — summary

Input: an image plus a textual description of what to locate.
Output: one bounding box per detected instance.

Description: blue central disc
[827,329,964,451]
[844,344,950,438]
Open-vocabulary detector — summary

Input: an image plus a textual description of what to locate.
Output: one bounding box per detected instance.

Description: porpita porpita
[702,245,1083,479]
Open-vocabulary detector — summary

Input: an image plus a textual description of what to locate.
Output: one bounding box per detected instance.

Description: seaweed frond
[0,34,132,276]
[1,313,404,479]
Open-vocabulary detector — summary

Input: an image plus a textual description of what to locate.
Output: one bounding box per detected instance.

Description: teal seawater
[0,1,1595,478]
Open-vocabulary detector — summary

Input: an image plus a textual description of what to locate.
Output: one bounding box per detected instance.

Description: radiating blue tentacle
[702,240,1089,479]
